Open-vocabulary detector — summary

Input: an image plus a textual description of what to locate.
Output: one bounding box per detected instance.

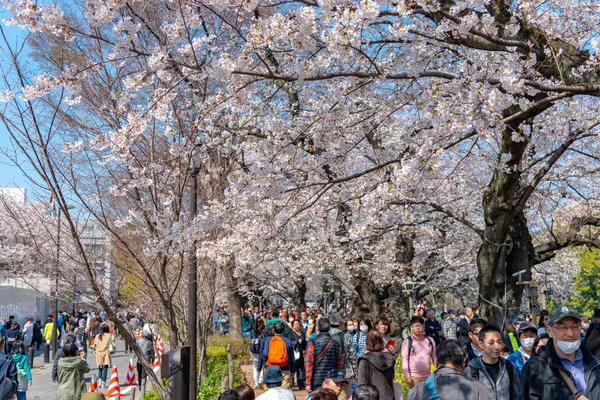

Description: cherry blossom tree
[2,0,600,338]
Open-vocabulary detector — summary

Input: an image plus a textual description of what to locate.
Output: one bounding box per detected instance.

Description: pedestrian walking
[441,311,457,341]
[425,310,442,345]
[464,324,521,400]
[56,341,90,400]
[22,319,33,349]
[342,320,357,391]
[522,304,600,399]
[466,319,486,361]
[357,331,395,400]
[401,316,437,389]
[256,366,295,400]
[457,308,474,348]
[353,319,371,358]
[352,384,379,400]
[407,340,493,400]
[505,314,525,354]
[137,332,155,390]
[92,324,115,388]
[291,320,306,390]
[6,322,21,355]
[305,318,342,392]
[259,321,295,389]
[32,319,43,350]
[250,318,266,388]
[0,337,18,398]
[506,321,537,373]
[11,342,32,400]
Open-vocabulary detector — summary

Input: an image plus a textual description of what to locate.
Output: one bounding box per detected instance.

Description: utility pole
[188,143,202,400]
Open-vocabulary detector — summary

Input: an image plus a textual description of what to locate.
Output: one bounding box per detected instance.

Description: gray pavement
[26,338,155,400]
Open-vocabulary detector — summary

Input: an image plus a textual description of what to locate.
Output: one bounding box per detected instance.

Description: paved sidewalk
[240,363,308,400]
[26,338,157,399]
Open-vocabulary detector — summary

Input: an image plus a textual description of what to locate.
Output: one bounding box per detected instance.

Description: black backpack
[0,355,17,400]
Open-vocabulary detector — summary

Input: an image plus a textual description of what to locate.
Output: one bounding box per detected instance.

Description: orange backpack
[266,336,289,367]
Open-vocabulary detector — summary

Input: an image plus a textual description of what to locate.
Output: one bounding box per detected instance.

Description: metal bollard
[44,344,50,363]
[28,346,34,368]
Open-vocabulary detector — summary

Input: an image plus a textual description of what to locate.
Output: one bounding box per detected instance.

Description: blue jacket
[506,348,529,373]
[258,334,295,373]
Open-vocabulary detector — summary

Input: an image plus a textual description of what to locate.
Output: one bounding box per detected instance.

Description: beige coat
[94,333,115,367]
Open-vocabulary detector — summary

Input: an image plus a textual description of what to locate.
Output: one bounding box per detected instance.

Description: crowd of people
[229,301,600,400]
[0,309,158,399]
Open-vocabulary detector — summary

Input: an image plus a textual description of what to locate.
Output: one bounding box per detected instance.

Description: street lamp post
[51,203,75,359]
[188,143,202,400]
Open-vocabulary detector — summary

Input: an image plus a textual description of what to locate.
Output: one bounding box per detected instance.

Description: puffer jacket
[464,356,521,400]
[586,324,600,358]
[522,339,600,399]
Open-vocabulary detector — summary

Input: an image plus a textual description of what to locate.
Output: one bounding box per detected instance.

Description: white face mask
[551,329,582,354]
[289,317,295,323]
[521,338,535,350]
[347,326,356,332]
[583,323,590,330]
[360,325,368,333]
[308,319,314,325]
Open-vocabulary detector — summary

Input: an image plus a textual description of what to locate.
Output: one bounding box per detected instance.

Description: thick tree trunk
[477,127,533,331]
[293,275,307,313]
[350,270,382,322]
[387,283,412,336]
[223,254,243,339]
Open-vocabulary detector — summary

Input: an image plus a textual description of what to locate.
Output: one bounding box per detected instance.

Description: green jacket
[11,354,32,389]
[56,356,90,400]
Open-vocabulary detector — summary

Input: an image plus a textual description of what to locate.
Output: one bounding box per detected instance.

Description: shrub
[199,337,245,399]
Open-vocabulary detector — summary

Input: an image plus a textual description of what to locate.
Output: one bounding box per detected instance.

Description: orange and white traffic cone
[104,365,125,398]
[156,336,164,358]
[151,347,160,367]
[90,375,98,392]
[125,359,137,386]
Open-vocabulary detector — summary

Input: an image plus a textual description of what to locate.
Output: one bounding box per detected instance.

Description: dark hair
[218,390,241,400]
[318,318,331,333]
[375,318,391,335]
[410,316,424,326]
[436,340,466,367]
[441,312,448,319]
[255,318,265,334]
[352,384,380,400]
[478,324,502,342]
[365,331,385,352]
[538,310,549,326]
[265,382,281,388]
[233,384,255,400]
[358,318,373,331]
[468,318,487,333]
[533,333,550,352]
[273,321,285,334]
[0,337,5,349]
[311,388,338,400]
[11,342,25,355]
[63,341,79,357]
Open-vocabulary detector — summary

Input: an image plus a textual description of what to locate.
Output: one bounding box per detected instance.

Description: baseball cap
[549,305,581,324]
[517,321,537,334]
[326,369,348,383]
[511,313,525,324]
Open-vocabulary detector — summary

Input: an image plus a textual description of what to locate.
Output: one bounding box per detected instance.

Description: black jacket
[522,339,600,399]
[0,353,17,398]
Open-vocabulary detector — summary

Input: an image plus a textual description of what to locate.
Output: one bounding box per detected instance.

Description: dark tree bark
[223,254,243,339]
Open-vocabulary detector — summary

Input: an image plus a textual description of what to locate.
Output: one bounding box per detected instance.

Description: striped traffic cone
[151,346,160,367]
[156,336,164,358]
[125,359,137,386]
[104,365,125,398]
[90,375,98,392]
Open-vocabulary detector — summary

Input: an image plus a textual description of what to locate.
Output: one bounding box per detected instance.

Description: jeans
[17,392,26,400]
[250,353,262,386]
[99,365,109,383]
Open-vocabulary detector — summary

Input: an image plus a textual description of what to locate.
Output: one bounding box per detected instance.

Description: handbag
[109,339,115,354]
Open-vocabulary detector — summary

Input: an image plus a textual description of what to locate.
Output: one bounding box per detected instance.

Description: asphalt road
[26,338,155,399]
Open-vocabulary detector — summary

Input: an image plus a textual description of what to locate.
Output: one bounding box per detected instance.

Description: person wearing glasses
[522,305,600,399]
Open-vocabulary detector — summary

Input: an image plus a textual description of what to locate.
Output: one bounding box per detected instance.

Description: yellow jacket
[43,322,59,341]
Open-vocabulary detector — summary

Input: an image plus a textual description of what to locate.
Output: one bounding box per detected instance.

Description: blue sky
[0,14,33,190]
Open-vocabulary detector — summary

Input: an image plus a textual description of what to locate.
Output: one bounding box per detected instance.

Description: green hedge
[199,337,247,400]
